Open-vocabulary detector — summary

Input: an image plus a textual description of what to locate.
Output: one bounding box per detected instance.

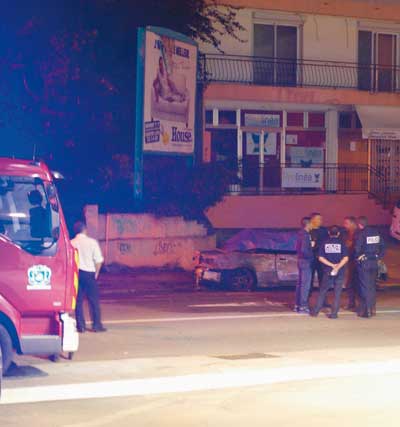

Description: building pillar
[259,130,265,192]
[325,110,339,191]
[280,111,287,189]
[237,128,243,190]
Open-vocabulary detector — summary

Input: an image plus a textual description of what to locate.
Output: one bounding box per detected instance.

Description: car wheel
[0,324,13,374]
[230,269,256,291]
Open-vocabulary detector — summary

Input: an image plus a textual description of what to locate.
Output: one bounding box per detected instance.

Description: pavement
[1,285,400,426]
[1,238,400,426]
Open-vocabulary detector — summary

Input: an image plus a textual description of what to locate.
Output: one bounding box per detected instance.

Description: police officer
[343,216,358,311]
[309,213,329,300]
[312,226,349,319]
[294,217,315,314]
[355,216,385,318]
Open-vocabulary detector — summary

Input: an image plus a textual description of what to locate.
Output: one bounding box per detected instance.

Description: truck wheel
[49,354,60,363]
[231,269,257,291]
[0,324,13,374]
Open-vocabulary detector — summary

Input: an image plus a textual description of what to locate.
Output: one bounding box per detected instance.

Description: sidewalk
[98,268,195,297]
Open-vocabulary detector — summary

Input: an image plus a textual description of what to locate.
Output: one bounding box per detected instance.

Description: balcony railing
[199,54,400,93]
[222,162,389,207]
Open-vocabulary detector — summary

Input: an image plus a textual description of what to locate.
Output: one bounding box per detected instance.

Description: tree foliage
[0,0,244,218]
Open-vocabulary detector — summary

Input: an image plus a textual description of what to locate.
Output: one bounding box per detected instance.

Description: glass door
[376,33,396,92]
[358,30,398,92]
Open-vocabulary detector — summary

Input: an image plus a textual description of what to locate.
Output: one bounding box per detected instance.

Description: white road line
[103,309,400,325]
[3,359,400,405]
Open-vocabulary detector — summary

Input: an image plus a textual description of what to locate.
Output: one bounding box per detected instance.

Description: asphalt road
[1,287,400,426]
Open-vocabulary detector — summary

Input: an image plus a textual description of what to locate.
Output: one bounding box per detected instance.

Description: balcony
[200,54,400,94]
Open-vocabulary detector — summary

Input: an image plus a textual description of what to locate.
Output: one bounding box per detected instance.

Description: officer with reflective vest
[311,226,349,319]
[354,216,385,318]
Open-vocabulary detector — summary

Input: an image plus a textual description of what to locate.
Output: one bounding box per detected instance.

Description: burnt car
[195,229,301,291]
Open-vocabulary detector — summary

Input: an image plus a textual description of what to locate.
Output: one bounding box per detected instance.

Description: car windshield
[0,175,60,254]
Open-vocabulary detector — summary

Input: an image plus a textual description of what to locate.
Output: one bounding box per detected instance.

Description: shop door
[358,31,397,92]
[210,129,238,167]
[242,131,281,189]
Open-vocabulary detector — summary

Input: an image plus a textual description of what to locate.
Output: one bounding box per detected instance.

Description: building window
[219,110,237,125]
[339,112,352,129]
[205,110,213,125]
[308,113,325,128]
[358,30,398,92]
[339,112,362,130]
[287,112,303,127]
[253,23,298,86]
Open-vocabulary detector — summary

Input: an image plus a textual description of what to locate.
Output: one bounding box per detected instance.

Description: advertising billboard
[142,29,197,154]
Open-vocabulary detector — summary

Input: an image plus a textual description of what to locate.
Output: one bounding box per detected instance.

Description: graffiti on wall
[118,242,132,254]
[112,216,153,236]
[153,240,182,256]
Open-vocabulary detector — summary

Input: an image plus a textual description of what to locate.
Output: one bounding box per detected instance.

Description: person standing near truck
[355,216,385,318]
[343,216,359,310]
[310,213,329,290]
[294,217,315,314]
[71,221,107,333]
[311,226,349,319]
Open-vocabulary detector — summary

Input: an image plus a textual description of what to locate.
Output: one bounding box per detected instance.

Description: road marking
[188,301,284,308]
[3,359,400,405]
[103,309,400,325]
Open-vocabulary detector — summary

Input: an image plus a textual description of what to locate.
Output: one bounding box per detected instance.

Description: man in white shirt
[71,221,106,333]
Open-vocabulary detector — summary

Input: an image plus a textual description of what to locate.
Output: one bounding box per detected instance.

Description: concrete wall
[84,206,216,271]
[206,194,392,229]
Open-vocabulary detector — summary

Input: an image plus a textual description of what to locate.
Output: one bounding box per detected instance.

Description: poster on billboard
[282,167,324,188]
[289,146,324,166]
[246,132,277,155]
[142,28,197,154]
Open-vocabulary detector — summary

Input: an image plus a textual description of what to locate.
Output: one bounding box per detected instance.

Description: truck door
[0,176,67,316]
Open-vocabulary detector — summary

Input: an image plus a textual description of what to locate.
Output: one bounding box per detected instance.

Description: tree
[0,0,244,219]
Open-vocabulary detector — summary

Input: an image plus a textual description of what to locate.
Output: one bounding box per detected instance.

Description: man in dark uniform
[355,216,385,318]
[343,216,358,311]
[310,213,329,298]
[294,217,315,314]
[311,226,349,319]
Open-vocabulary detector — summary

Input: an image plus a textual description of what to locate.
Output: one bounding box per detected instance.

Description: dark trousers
[296,260,313,308]
[309,258,323,297]
[76,270,103,330]
[357,259,378,314]
[314,271,345,316]
[346,261,359,307]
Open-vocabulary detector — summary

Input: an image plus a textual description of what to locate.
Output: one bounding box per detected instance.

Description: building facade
[198,0,400,227]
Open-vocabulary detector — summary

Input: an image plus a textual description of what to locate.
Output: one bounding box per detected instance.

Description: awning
[356,105,400,140]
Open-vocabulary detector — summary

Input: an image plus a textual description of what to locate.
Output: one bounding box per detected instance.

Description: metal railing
[199,54,400,93]
[223,162,389,207]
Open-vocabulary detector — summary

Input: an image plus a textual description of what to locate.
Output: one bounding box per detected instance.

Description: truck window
[0,176,60,254]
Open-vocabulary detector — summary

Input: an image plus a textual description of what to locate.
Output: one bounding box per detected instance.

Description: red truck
[0,158,79,384]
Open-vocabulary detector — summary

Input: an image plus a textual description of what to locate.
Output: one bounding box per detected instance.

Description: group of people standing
[295,213,385,319]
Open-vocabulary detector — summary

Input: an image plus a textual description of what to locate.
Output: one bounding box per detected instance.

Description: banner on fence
[282,167,324,188]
